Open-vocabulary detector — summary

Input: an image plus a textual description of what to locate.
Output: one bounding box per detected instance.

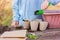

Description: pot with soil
[35,19,42,24]
[23,20,30,29]
[39,21,48,31]
[35,19,42,22]
[30,21,39,31]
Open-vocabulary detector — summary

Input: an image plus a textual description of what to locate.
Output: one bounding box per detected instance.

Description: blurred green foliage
[0,0,12,26]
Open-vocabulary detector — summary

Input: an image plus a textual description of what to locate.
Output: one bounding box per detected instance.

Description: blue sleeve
[48,0,60,5]
[12,0,21,22]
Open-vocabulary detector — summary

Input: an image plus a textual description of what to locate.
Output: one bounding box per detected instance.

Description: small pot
[23,20,30,29]
[30,21,39,31]
[39,21,48,31]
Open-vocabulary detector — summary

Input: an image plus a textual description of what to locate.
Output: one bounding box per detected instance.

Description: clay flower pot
[30,21,39,31]
[43,12,60,28]
[39,21,48,31]
[23,20,30,29]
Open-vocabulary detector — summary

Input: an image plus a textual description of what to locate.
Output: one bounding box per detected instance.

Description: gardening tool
[35,2,52,15]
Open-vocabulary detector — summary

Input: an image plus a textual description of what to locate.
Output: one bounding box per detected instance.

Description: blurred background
[0,0,60,27]
[0,0,12,26]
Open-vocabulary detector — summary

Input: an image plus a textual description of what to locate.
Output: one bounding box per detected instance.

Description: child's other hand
[41,0,48,10]
[11,21,19,27]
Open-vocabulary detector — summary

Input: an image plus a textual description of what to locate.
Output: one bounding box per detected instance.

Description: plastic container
[42,10,60,28]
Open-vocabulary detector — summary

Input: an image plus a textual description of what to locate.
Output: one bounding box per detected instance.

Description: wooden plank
[0,30,27,38]
[0,38,26,40]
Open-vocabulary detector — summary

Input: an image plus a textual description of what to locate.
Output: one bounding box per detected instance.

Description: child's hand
[41,0,48,10]
[11,21,19,27]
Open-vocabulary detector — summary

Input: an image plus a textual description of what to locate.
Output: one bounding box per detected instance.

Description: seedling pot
[30,21,38,31]
[23,20,30,29]
[39,21,48,31]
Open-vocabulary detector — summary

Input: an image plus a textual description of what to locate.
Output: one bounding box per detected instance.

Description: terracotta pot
[23,20,30,29]
[43,10,60,28]
[39,21,48,31]
[30,21,38,31]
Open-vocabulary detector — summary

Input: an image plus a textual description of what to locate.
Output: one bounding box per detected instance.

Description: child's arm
[12,0,21,27]
[48,0,60,5]
[41,0,60,10]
